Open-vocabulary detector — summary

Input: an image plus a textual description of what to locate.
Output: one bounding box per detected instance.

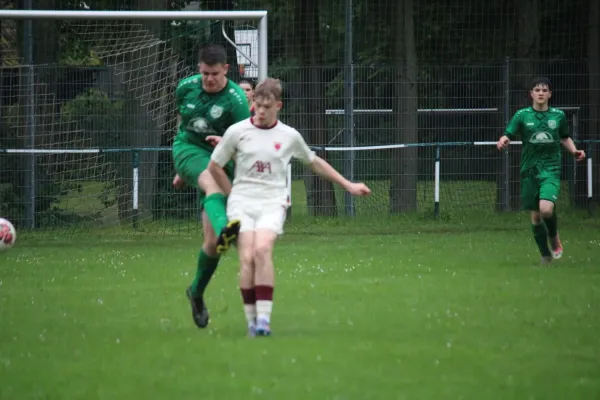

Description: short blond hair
[254,78,282,101]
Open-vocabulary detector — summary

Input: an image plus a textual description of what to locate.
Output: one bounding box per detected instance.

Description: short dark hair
[531,77,552,91]
[199,44,227,66]
[238,79,254,88]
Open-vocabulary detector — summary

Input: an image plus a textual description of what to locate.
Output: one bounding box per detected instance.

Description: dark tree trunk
[508,0,540,211]
[389,0,418,214]
[294,0,337,216]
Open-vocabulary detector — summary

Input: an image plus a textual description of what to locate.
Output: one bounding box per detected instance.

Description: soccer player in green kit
[172,44,250,328]
[496,77,586,265]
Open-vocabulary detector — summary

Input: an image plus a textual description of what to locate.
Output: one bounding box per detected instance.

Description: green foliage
[59,89,124,215]
[0,89,122,228]
[56,7,104,67]
[98,180,119,209]
[0,168,88,229]
[152,151,197,220]
[168,19,213,71]
[59,43,103,67]
[61,88,125,148]
[0,105,80,227]
[0,183,22,219]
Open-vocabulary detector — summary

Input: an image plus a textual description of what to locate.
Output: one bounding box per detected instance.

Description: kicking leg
[174,145,235,327]
[540,200,562,259]
[531,210,552,265]
[237,231,257,336]
[198,170,240,254]
[253,229,278,336]
[186,211,220,328]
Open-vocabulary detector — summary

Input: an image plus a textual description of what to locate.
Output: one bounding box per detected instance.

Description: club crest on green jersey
[547,119,557,129]
[529,131,554,144]
[188,117,217,134]
[210,105,224,119]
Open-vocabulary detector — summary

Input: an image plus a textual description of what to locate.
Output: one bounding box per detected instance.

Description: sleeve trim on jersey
[210,152,230,168]
[177,74,201,88]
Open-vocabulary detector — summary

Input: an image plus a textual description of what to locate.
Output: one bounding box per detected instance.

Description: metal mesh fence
[0,0,598,235]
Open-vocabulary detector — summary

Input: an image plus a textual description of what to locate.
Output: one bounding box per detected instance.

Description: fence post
[343,0,355,217]
[587,141,594,216]
[23,0,36,229]
[502,56,511,211]
[569,111,579,207]
[286,162,292,221]
[132,150,140,229]
[434,146,440,218]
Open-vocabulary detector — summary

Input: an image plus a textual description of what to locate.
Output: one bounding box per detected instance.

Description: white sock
[256,300,272,324]
[244,304,256,326]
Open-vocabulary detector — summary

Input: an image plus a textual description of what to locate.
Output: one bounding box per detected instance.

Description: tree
[389,0,418,213]
[506,0,541,211]
[293,0,337,216]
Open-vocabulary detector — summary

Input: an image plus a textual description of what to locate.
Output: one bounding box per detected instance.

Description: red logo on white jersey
[274,142,282,151]
[251,160,272,173]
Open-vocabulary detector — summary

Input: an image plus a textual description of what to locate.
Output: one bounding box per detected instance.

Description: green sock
[532,223,551,257]
[203,193,228,235]
[191,250,220,297]
[543,212,558,238]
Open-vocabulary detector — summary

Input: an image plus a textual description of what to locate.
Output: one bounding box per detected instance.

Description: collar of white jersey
[250,117,278,130]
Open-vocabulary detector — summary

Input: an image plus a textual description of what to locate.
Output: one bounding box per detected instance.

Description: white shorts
[227,198,288,235]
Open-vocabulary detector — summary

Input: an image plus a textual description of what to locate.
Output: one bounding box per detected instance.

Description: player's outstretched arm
[291,130,370,196]
[498,110,521,151]
[309,156,371,196]
[496,135,511,151]
[560,137,586,161]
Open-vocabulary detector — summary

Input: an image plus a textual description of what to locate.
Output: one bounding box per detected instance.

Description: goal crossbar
[0,9,267,20]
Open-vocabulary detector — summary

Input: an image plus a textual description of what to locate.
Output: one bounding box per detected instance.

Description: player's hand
[205,136,221,147]
[574,149,586,161]
[172,174,185,190]
[497,136,510,151]
[347,182,371,197]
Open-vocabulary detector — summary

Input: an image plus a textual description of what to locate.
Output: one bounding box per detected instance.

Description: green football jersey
[505,107,570,173]
[175,74,250,150]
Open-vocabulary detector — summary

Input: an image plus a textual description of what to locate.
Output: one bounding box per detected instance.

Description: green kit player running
[496,77,586,265]
[172,44,251,328]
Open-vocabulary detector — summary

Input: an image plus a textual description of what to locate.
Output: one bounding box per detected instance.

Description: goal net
[0,9,266,236]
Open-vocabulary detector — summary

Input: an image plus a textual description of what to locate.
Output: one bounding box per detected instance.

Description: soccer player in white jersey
[207,78,371,336]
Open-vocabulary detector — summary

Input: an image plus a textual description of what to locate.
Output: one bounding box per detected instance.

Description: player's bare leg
[539,200,562,259]
[198,170,240,254]
[531,210,553,265]
[253,229,278,336]
[237,232,257,336]
[186,211,219,328]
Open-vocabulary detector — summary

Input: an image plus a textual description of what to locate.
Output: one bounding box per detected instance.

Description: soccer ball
[0,218,16,251]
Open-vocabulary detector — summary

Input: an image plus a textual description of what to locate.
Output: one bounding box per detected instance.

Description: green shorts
[521,169,560,211]
[172,138,235,204]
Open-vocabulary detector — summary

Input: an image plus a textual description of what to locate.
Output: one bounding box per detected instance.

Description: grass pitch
[1,214,599,399]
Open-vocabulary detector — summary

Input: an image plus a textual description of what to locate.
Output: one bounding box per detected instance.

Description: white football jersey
[211,118,316,202]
